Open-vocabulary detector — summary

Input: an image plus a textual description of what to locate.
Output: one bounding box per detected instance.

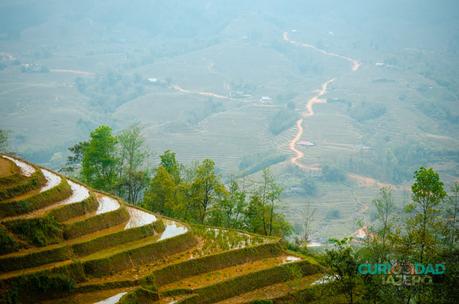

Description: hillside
[0,154,324,304]
[1,1,458,243]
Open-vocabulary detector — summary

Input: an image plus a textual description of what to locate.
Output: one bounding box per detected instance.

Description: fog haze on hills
[0,0,458,239]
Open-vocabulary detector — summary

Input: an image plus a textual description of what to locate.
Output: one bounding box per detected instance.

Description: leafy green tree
[359,188,401,304]
[245,169,291,237]
[143,166,177,216]
[61,141,88,176]
[405,167,446,263]
[324,237,361,304]
[81,125,118,192]
[190,159,227,223]
[116,125,150,203]
[245,194,265,234]
[159,150,180,182]
[444,182,459,250]
[371,187,397,260]
[208,179,247,229]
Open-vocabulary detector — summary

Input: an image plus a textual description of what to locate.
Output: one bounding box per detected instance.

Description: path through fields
[283,31,361,170]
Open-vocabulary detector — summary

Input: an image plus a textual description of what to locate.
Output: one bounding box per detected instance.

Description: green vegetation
[143,149,291,237]
[268,107,299,135]
[0,168,46,201]
[319,168,458,304]
[66,125,150,204]
[81,125,119,192]
[239,152,288,176]
[116,125,150,204]
[348,102,386,122]
[0,130,8,153]
[5,215,63,246]
[75,72,145,112]
[0,225,20,254]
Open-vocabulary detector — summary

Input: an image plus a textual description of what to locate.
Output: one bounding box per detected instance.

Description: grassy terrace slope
[0,154,322,304]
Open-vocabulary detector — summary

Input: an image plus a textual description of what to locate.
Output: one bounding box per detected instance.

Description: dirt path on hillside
[288,79,334,170]
[283,32,361,71]
[283,31,361,171]
[171,84,233,101]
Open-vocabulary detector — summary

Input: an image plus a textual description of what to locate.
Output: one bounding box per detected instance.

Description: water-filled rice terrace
[0,154,323,303]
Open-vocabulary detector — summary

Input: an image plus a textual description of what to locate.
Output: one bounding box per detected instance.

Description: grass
[0,10,459,280]
[0,160,324,304]
[159,255,296,291]
[214,273,323,304]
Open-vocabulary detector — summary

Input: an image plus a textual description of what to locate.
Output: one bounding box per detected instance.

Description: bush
[24,273,75,293]
[349,102,386,122]
[326,209,342,220]
[5,216,63,246]
[322,165,346,183]
[301,177,317,196]
[268,109,299,135]
[0,225,20,254]
[3,273,76,303]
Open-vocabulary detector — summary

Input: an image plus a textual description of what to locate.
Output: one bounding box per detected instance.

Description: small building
[259,96,272,103]
[299,140,315,146]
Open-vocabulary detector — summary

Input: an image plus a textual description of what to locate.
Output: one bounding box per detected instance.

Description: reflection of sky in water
[39,169,61,193]
[307,241,322,247]
[58,180,89,205]
[96,195,120,214]
[159,221,188,240]
[94,291,127,304]
[124,207,157,229]
[283,256,301,263]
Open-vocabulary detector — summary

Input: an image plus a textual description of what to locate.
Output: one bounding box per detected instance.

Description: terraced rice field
[0,154,323,303]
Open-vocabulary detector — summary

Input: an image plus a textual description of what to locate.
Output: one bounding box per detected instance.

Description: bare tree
[302,200,316,243]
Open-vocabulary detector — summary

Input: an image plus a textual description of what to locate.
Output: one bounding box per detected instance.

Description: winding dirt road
[289,79,334,170]
[283,32,361,71]
[283,31,361,170]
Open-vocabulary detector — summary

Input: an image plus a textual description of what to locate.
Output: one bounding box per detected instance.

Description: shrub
[6,216,63,246]
[268,109,299,135]
[326,209,342,220]
[321,165,346,183]
[0,225,20,254]
[24,273,76,293]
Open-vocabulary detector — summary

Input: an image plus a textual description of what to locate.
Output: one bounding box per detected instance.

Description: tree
[190,159,226,223]
[401,168,447,304]
[116,125,150,204]
[0,130,9,153]
[81,125,118,192]
[159,150,180,182]
[259,169,283,236]
[245,169,291,237]
[302,200,316,243]
[143,166,177,216]
[371,187,396,260]
[322,165,346,182]
[406,167,446,263]
[245,194,265,234]
[208,179,247,229]
[60,141,88,176]
[325,237,361,304]
[444,182,459,250]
